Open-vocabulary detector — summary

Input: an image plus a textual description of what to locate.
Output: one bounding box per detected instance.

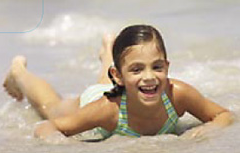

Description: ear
[165,60,170,75]
[166,60,170,68]
[109,66,124,86]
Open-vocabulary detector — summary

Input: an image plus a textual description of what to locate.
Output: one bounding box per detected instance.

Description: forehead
[121,42,165,65]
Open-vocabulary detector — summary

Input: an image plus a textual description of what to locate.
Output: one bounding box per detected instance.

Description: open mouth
[139,85,158,95]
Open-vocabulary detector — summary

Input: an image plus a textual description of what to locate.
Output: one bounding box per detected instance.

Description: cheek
[160,73,168,79]
[156,72,168,85]
[156,70,168,77]
[122,73,140,86]
[124,76,138,85]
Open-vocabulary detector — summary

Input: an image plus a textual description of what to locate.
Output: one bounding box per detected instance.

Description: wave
[23,13,120,46]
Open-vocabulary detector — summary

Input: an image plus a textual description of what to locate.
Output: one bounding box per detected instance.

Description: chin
[139,93,162,106]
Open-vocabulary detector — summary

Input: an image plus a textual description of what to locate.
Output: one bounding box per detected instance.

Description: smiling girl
[3,25,232,140]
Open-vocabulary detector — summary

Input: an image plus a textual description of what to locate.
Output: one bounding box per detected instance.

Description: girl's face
[118,42,169,106]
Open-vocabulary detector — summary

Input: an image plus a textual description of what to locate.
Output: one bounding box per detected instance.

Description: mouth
[139,85,158,95]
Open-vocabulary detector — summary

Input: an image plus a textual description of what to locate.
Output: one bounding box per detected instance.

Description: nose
[142,70,155,82]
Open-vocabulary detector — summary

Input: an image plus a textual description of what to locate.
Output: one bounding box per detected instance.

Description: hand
[34,120,76,144]
[34,120,59,139]
[181,123,220,141]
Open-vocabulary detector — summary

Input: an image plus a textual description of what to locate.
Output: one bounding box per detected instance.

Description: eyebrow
[153,59,166,64]
[128,59,166,68]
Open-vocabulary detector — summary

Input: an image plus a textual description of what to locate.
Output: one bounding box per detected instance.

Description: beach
[0,0,240,152]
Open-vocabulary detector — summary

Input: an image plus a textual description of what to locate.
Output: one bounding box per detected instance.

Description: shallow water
[0,0,240,152]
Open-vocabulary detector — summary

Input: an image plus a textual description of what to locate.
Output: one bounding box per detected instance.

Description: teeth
[140,85,157,90]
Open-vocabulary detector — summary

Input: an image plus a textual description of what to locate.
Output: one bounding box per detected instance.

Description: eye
[130,67,142,74]
[153,64,164,71]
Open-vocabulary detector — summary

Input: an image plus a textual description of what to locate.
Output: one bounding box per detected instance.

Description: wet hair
[104,24,167,98]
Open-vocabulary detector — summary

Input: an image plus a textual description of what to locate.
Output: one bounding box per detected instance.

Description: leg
[3,56,79,119]
[3,34,114,119]
[98,34,115,84]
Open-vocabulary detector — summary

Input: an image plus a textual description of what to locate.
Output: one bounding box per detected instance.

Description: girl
[3,25,232,140]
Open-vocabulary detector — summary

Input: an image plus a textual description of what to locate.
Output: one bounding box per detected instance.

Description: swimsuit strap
[113,91,141,137]
[158,92,179,134]
[113,91,178,137]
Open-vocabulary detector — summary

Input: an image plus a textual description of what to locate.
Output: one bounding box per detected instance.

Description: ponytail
[103,66,124,97]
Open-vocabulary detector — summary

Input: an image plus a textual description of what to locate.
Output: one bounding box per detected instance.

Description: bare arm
[35,96,118,138]
[173,79,233,126]
[53,96,118,136]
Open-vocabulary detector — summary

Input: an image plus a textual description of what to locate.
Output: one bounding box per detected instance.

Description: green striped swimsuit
[111,90,179,137]
[80,84,179,138]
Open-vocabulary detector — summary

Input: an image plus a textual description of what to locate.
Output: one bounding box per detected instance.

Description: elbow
[212,110,234,127]
[223,111,234,125]
[52,117,78,137]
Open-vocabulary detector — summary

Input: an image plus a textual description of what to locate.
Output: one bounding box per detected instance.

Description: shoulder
[168,78,204,115]
[92,95,120,131]
[169,78,204,99]
[168,78,229,122]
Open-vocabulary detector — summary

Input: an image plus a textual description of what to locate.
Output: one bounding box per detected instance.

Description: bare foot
[3,56,27,101]
[99,33,115,63]
[98,34,116,84]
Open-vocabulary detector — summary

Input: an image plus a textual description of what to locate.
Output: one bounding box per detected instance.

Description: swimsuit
[112,90,179,137]
[80,84,179,139]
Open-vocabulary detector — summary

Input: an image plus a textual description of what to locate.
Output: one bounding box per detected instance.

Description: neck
[127,98,163,119]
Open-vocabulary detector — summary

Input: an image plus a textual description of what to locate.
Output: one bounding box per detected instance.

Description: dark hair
[104,24,167,98]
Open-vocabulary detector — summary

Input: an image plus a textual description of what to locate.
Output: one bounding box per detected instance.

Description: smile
[139,85,158,95]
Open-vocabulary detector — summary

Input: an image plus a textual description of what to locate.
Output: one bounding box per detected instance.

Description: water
[0,0,240,152]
